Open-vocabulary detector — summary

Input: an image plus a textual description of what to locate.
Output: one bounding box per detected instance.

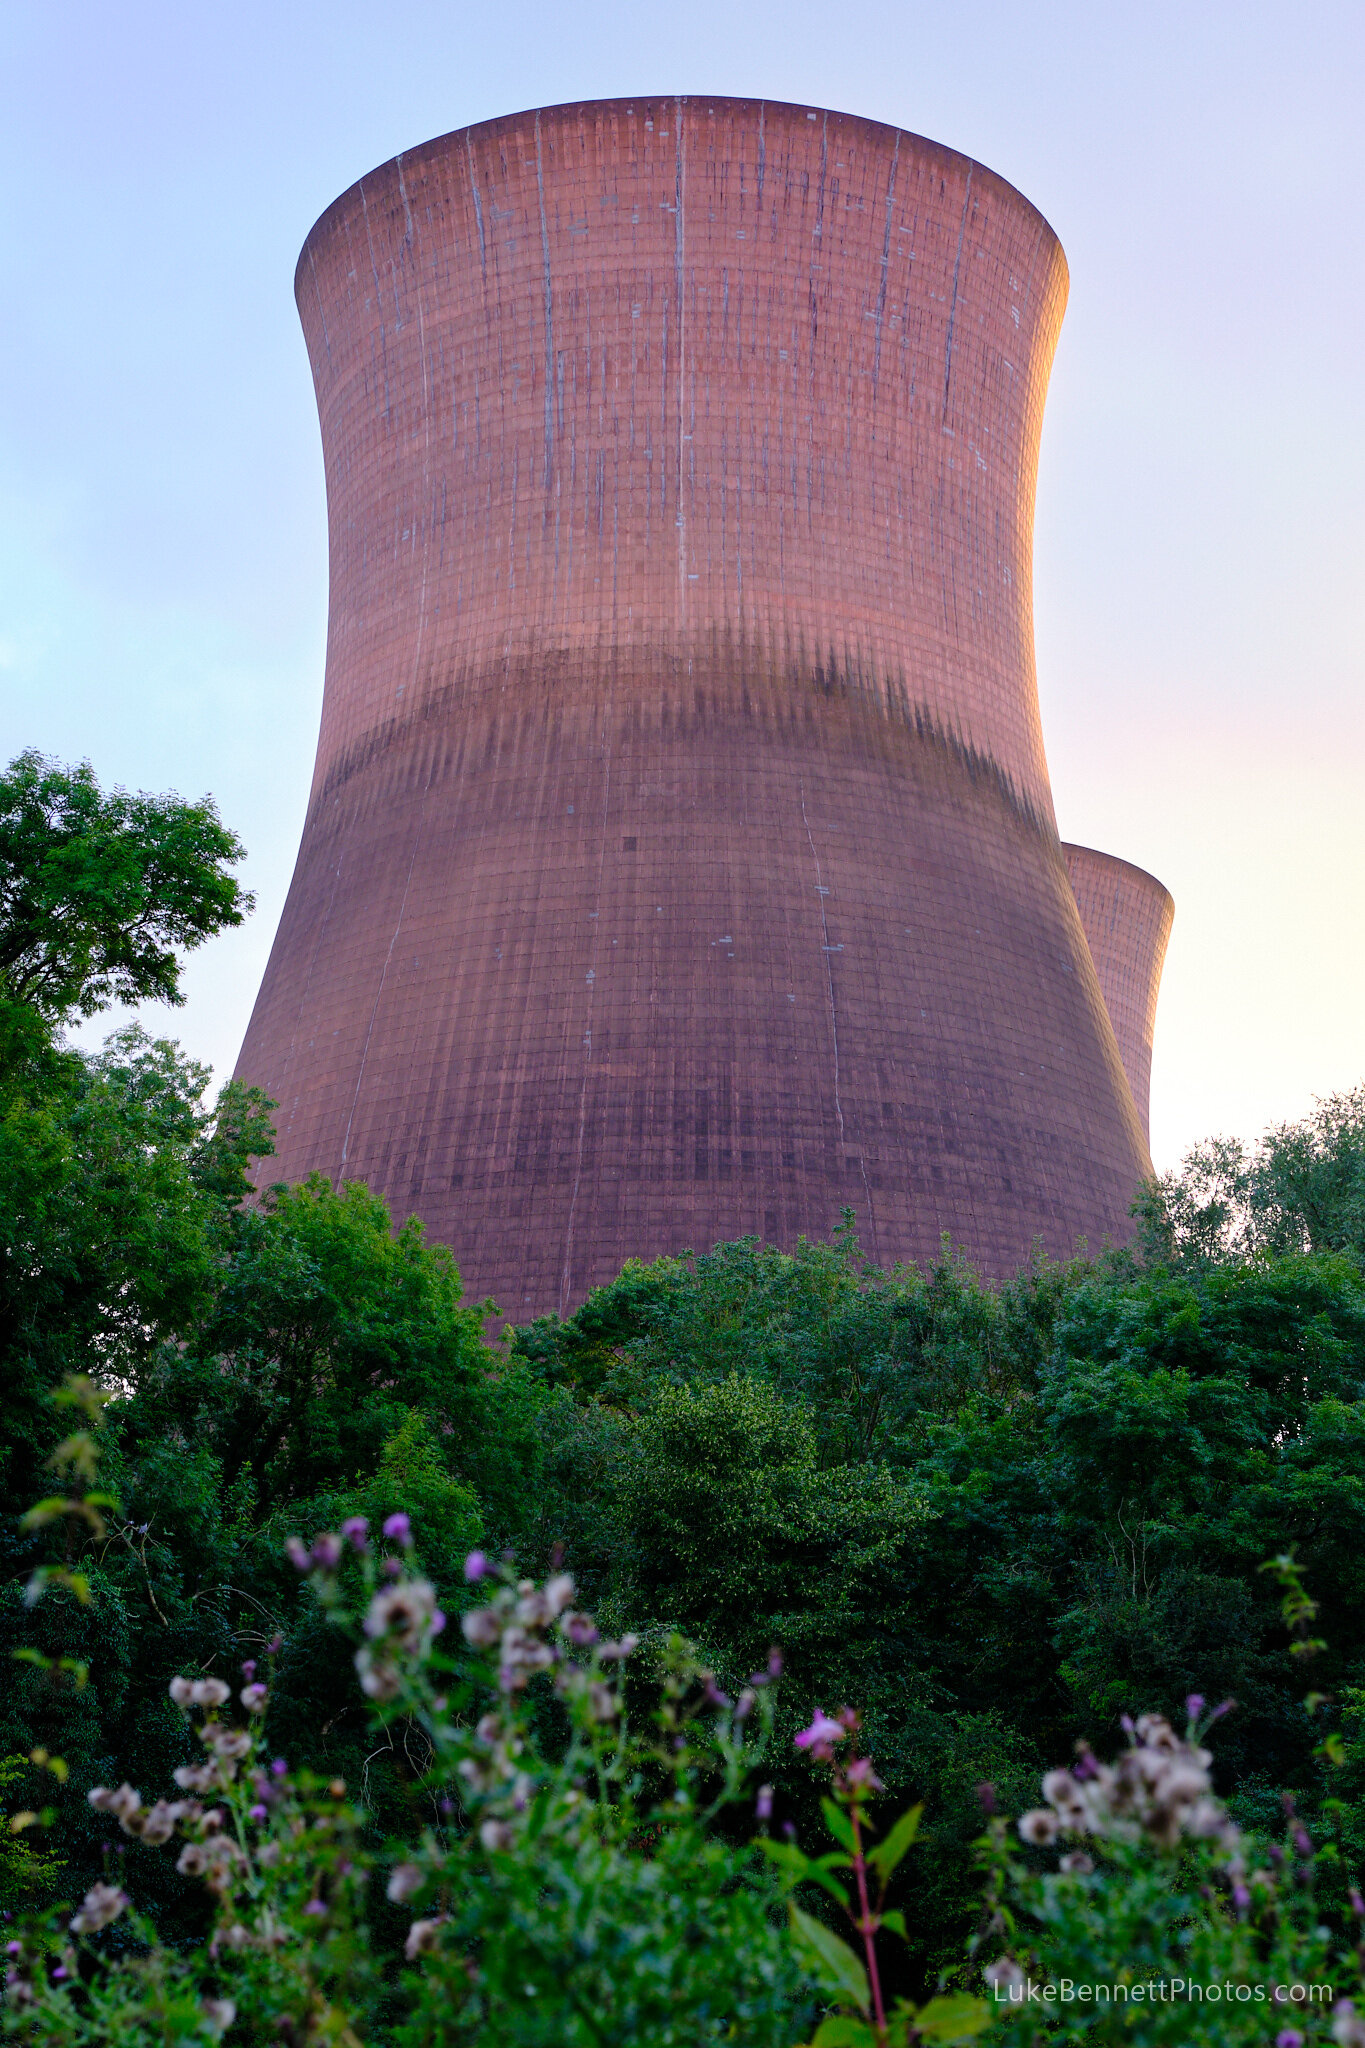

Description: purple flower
[52,1966,68,1982]
[1350,1887,1365,1918]
[241,1659,257,1681]
[383,1512,412,1546]
[304,1899,328,1917]
[1276,2031,1304,2048]
[248,1804,268,1822]
[704,1679,733,1710]
[431,1610,447,1636]
[267,1635,284,1656]
[1185,1693,1205,1720]
[285,1537,310,1571]
[1232,1881,1251,1910]
[463,1550,489,1582]
[793,1709,844,1754]
[311,1532,342,1569]
[755,1784,774,1822]
[342,1516,369,1550]
[382,1555,403,1577]
[1207,1697,1236,1725]
[271,1758,288,1779]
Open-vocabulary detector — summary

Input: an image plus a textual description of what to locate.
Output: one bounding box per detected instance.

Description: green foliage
[0,749,250,1030]
[1135,1085,1365,1263]
[4,1545,815,2045]
[975,1705,1361,2044]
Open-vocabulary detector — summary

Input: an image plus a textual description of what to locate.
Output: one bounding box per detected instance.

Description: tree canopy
[0,749,251,1033]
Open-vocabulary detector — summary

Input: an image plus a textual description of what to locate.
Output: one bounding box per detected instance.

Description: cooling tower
[237,95,1168,1315]
[1063,846,1174,1147]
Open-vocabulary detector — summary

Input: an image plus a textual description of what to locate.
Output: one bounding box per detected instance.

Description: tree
[0,749,251,1036]
[1134,1086,1365,1265]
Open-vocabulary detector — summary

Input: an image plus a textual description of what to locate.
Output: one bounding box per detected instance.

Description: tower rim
[293,92,1069,303]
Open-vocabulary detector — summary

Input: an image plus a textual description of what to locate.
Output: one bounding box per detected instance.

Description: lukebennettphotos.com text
[990,1978,1333,2010]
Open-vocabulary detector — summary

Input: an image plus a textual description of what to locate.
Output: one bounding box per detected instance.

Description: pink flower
[794,1710,845,1754]
[464,1550,489,1582]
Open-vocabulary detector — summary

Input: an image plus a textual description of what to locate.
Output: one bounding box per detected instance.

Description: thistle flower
[1334,2003,1365,2048]
[793,1709,845,1757]
[366,1578,438,1650]
[342,1516,370,1550]
[480,1820,515,1852]
[355,1647,402,1701]
[984,1958,1026,1998]
[138,1800,184,1846]
[405,1917,446,1960]
[544,1572,575,1616]
[462,1606,503,1648]
[69,1883,129,1934]
[598,1633,640,1663]
[387,1863,425,1903]
[463,1549,489,1581]
[1019,1808,1060,1846]
[755,1784,774,1822]
[88,1783,140,1822]
[240,1683,268,1714]
[311,1532,343,1569]
[382,1511,412,1545]
[172,1763,220,1793]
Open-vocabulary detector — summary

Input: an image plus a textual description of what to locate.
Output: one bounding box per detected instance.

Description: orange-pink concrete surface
[236,96,1160,1315]
[1064,846,1174,1147]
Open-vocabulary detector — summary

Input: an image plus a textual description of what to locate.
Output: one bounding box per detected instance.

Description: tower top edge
[1063,843,1175,914]
[294,93,1067,291]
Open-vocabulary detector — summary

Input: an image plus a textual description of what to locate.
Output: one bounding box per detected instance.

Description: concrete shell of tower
[1063,846,1174,1147]
[236,95,1169,1315]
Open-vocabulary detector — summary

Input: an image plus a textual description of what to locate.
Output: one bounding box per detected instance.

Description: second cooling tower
[238,96,1169,1314]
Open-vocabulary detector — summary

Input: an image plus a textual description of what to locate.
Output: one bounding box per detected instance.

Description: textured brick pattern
[1064,846,1174,1146]
[236,96,1159,1315]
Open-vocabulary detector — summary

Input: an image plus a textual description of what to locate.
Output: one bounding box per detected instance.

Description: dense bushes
[6,749,1365,2039]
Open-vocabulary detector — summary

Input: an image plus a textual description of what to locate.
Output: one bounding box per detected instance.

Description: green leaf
[758,1838,821,1885]
[878,1908,908,1939]
[868,1802,922,1882]
[910,1992,995,2043]
[758,1838,851,1906]
[19,1498,73,1529]
[809,2019,879,2047]
[788,1903,870,2015]
[821,1796,860,1856]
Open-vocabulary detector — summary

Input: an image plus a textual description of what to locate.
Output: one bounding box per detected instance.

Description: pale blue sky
[2,0,1361,1168]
